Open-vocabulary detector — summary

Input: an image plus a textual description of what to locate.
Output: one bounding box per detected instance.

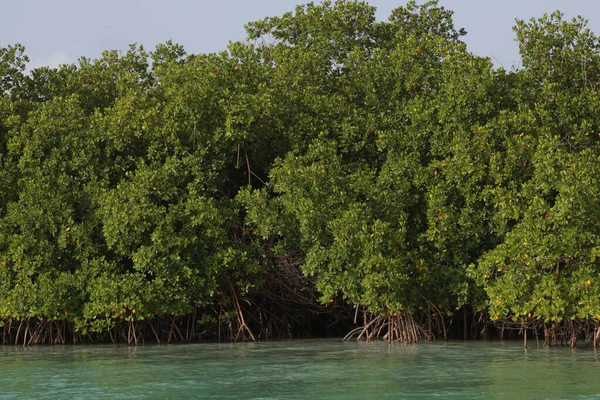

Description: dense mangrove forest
[1,0,600,347]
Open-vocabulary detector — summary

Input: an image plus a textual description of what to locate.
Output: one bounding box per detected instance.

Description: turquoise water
[1,339,600,399]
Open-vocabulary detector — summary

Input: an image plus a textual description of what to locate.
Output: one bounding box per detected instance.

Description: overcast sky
[2,1,600,71]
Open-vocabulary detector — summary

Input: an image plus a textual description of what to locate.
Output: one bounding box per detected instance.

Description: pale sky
[2,1,600,71]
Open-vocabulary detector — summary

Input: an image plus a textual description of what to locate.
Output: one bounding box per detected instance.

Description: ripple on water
[1,340,600,399]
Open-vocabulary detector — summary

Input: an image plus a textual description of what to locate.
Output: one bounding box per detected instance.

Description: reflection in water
[1,340,600,399]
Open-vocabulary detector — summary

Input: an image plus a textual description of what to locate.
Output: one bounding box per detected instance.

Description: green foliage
[1,1,600,340]
[470,11,600,324]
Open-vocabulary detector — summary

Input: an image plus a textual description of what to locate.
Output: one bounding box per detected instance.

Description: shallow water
[1,339,600,399]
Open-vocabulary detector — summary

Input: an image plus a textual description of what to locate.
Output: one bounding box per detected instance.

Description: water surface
[1,339,600,399]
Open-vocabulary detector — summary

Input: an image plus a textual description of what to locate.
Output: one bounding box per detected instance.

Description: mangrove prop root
[3,310,600,347]
[343,311,426,343]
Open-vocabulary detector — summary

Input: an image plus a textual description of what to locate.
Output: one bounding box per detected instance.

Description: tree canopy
[1,1,600,346]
